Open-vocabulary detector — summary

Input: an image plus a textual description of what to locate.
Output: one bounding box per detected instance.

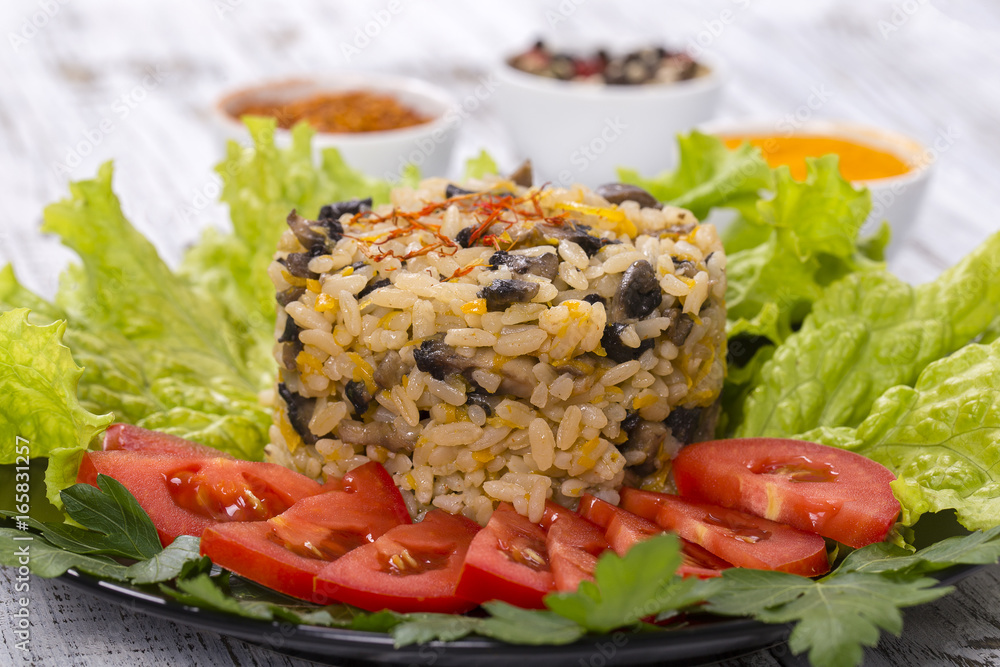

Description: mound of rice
[264,174,727,525]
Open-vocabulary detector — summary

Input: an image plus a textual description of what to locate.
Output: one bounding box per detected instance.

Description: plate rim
[55,563,983,665]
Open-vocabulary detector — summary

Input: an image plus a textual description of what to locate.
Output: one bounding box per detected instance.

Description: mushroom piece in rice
[264,177,727,526]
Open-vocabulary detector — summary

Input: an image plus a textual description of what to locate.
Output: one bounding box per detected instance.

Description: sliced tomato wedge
[77,451,323,545]
[620,488,829,577]
[678,539,734,579]
[579,494,730,578]
[201,461,411,601]
[314,510,480,613]
[199,522,329,603]
[672,438,900,548]
[455,503,553,609]
[102,423,232,458]
[266,461,411,559]
[545,509,609,592]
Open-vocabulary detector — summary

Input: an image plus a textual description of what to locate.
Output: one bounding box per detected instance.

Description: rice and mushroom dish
[265,168,727,526]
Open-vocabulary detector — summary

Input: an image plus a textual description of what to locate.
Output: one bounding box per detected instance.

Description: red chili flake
[343,187,570,264]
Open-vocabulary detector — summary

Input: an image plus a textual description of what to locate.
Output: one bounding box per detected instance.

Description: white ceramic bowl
[215,73,459,180]
[701,119,934,255]
[493,55,725,187]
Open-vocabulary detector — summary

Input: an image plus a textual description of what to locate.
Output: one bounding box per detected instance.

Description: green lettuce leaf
[619,130,772,222]
[849,339,1000,529]
[0,309,111,507]
[463,150,499,180]
[31,163,272,461]
[736,232,1000,438]
[724,158,875,343]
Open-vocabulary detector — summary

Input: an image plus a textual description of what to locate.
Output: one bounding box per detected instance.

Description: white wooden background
[2,0,1000,665]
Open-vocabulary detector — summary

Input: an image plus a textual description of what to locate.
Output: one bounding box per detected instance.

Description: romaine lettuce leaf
[43,163,254,382]
[735,232,1000,437]
[0,309,112,507]
[852,338,1000,530]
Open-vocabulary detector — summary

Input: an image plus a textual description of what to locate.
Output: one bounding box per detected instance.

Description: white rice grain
[557,405,582,450]
[558,240,590,271]
[286,301,332,333]
[425,376,467,406]
[425,422,483,447]
[445,328,497,347]
[494,328,548,356]
[660,273,691,297]
[602,360,642,386]
[470,369,503,393]
[339,291,362,337]
[500,303,547,325]
[528,418,556,471]
[322,273,368,296]
[549,374,574,401]
[602,251,646,275]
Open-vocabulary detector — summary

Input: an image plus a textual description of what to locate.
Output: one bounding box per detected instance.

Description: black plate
[58,564,981,667]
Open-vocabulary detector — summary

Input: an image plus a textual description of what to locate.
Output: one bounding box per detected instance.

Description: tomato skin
[678,540,734,579]
[314,510,480,613]
[102,423,231,458]
[77,451,322,546]
[577,494,620,530]
[579,494,730,578]
[579,494,660,556]
[621,488,829,577]
[672,438,900,548]
[200,522,328,602]
[455,503,554,609]
[545,509,609,592]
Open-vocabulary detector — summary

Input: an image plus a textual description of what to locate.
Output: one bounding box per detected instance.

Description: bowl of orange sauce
[216,73,459,180]
[707,120,933,254]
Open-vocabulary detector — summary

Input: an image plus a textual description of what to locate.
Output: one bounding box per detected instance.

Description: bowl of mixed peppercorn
[495,41,725,185]
[216,72,459,179]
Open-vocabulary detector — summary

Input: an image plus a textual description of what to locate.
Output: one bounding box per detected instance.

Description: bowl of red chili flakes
[216,72,459,179]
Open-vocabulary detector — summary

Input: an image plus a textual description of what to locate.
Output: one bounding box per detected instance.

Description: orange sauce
[234,91,431,133]
[721,135,911,182]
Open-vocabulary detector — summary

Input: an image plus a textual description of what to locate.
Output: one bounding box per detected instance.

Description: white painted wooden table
[2,0,999,664]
